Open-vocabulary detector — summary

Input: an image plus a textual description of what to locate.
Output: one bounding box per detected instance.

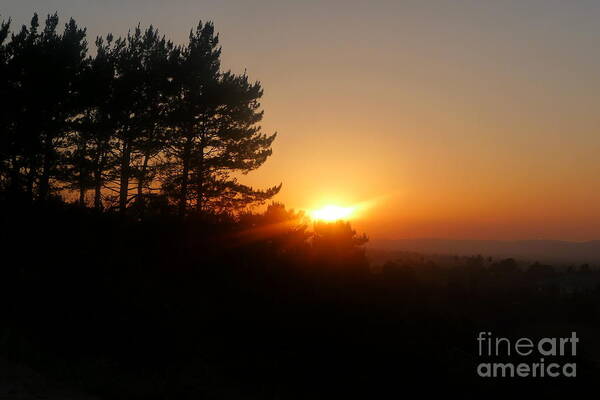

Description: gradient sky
[3,1,600,240]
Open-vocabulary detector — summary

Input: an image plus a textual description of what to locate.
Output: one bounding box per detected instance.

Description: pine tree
[105,25,174,213]
[164,22,280,216]
[2,14,45,199]
[60,34,120,209]
[0,14,87,201]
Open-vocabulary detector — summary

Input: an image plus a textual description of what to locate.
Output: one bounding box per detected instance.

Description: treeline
[0,13,280,215]
[379,254,600,295]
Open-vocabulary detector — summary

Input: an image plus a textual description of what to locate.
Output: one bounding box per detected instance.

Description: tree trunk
[118,141,131,214]
[93,149,103,210]
[78,139,87,207]
[38,136,53,202]
[137,152,149,199]
[195,146,204,214]
[136,152,150,216]
[78,184,86,206]
[195,179,203,213]
[94,169,102,210]
[178,135,192,217]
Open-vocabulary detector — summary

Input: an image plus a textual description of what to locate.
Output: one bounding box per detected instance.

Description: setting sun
[310,205,354,222]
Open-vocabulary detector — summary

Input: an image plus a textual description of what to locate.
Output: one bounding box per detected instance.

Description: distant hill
[368,238,600,264]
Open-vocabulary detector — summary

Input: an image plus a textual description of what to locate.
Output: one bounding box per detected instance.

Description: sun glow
[310,205,355,222]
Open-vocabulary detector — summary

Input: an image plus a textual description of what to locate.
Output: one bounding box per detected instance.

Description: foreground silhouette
[1,200,600,398]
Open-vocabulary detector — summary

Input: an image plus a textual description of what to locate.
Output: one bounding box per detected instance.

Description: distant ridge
[369,238,600,264]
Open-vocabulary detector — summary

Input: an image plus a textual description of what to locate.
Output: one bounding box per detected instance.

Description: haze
[4,0,600,240]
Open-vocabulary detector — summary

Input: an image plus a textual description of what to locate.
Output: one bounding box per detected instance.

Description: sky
[3,0,600,240]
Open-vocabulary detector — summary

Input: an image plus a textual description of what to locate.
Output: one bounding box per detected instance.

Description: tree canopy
[0,14,280,216]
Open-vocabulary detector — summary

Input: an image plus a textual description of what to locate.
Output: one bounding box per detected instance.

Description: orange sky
[5,0,600,240]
